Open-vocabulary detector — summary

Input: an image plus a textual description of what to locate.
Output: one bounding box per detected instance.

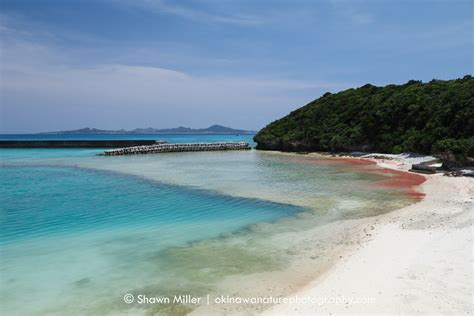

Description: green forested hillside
[254,76,473,163]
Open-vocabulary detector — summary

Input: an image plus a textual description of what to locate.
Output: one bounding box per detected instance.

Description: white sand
[264,159,474,315]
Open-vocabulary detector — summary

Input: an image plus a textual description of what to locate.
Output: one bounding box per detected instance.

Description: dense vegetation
[254,76,473,164]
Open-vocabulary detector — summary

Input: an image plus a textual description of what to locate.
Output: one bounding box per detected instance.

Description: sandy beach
[263,156,474,315]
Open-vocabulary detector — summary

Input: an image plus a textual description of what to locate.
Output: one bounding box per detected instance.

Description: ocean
[0,134,419,315]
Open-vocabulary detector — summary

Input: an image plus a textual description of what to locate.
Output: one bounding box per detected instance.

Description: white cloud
[329,1,374,25]
[112,0,262,26]
[0,38,348,133]
[0,9,352,133]
[2,61,342,109]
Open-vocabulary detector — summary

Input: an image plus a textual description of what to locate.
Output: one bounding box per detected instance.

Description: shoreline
[3,149,471,315]
[189,152,441,315]
[262,154,473,315]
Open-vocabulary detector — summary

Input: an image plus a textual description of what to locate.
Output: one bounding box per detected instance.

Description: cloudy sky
[0,0,472,133]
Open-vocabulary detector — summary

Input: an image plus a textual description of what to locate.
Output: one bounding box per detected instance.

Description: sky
[0,0,472,133]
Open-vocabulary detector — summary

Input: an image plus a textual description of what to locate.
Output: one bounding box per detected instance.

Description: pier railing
[102,142,251,156]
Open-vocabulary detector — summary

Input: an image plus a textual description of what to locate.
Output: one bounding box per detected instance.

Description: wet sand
[189,154,433,315]
[263,155,473,315]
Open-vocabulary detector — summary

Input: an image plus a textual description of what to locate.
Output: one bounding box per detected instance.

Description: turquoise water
[0,163,299,315]
[0,134,414,315]
[0,165,299,244]
[0,133,256,145]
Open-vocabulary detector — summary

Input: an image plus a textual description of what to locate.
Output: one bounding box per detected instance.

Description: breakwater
[0,140,160,148]
[102,142,251,155]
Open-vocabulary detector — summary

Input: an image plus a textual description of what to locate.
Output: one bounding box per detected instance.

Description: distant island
[254,75,473,164]
[41,124,256,135]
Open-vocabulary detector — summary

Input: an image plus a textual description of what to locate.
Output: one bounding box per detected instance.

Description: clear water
[0,134,415,315]
[0,165,300,243]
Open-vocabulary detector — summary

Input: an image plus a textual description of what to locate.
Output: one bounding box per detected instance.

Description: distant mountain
[41,125,255,135]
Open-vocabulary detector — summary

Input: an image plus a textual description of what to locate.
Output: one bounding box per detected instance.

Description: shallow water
[0,135,419,315]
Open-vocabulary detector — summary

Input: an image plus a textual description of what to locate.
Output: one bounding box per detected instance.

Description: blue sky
[1,0,472,133]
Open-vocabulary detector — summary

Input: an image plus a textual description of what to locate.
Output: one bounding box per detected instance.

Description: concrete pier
[0,140,164,148]
[102,142,251,155]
